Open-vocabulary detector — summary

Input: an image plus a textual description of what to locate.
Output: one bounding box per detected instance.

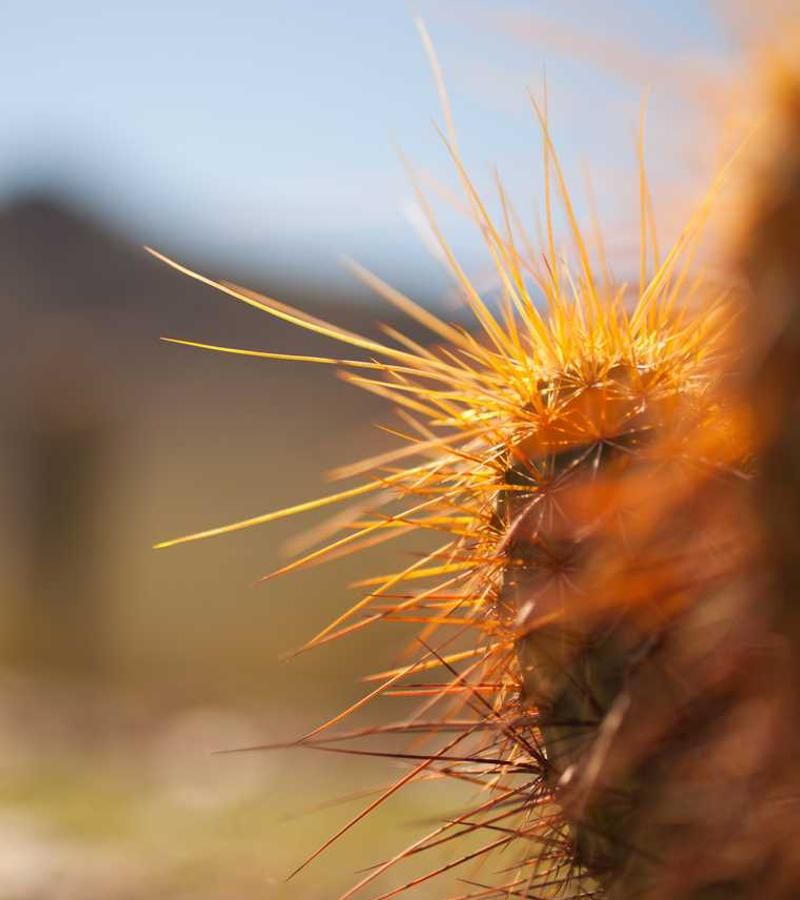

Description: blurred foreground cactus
[154,32,800,900]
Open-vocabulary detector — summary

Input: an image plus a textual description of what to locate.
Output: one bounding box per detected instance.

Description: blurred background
[0,2,754,897]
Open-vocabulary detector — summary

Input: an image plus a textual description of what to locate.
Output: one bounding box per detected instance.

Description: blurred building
[0,194,416,705]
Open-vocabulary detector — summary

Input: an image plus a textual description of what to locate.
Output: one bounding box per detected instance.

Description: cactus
[152,35,800,900]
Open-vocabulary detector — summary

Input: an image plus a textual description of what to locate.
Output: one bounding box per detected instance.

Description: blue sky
[1,1,732,292]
